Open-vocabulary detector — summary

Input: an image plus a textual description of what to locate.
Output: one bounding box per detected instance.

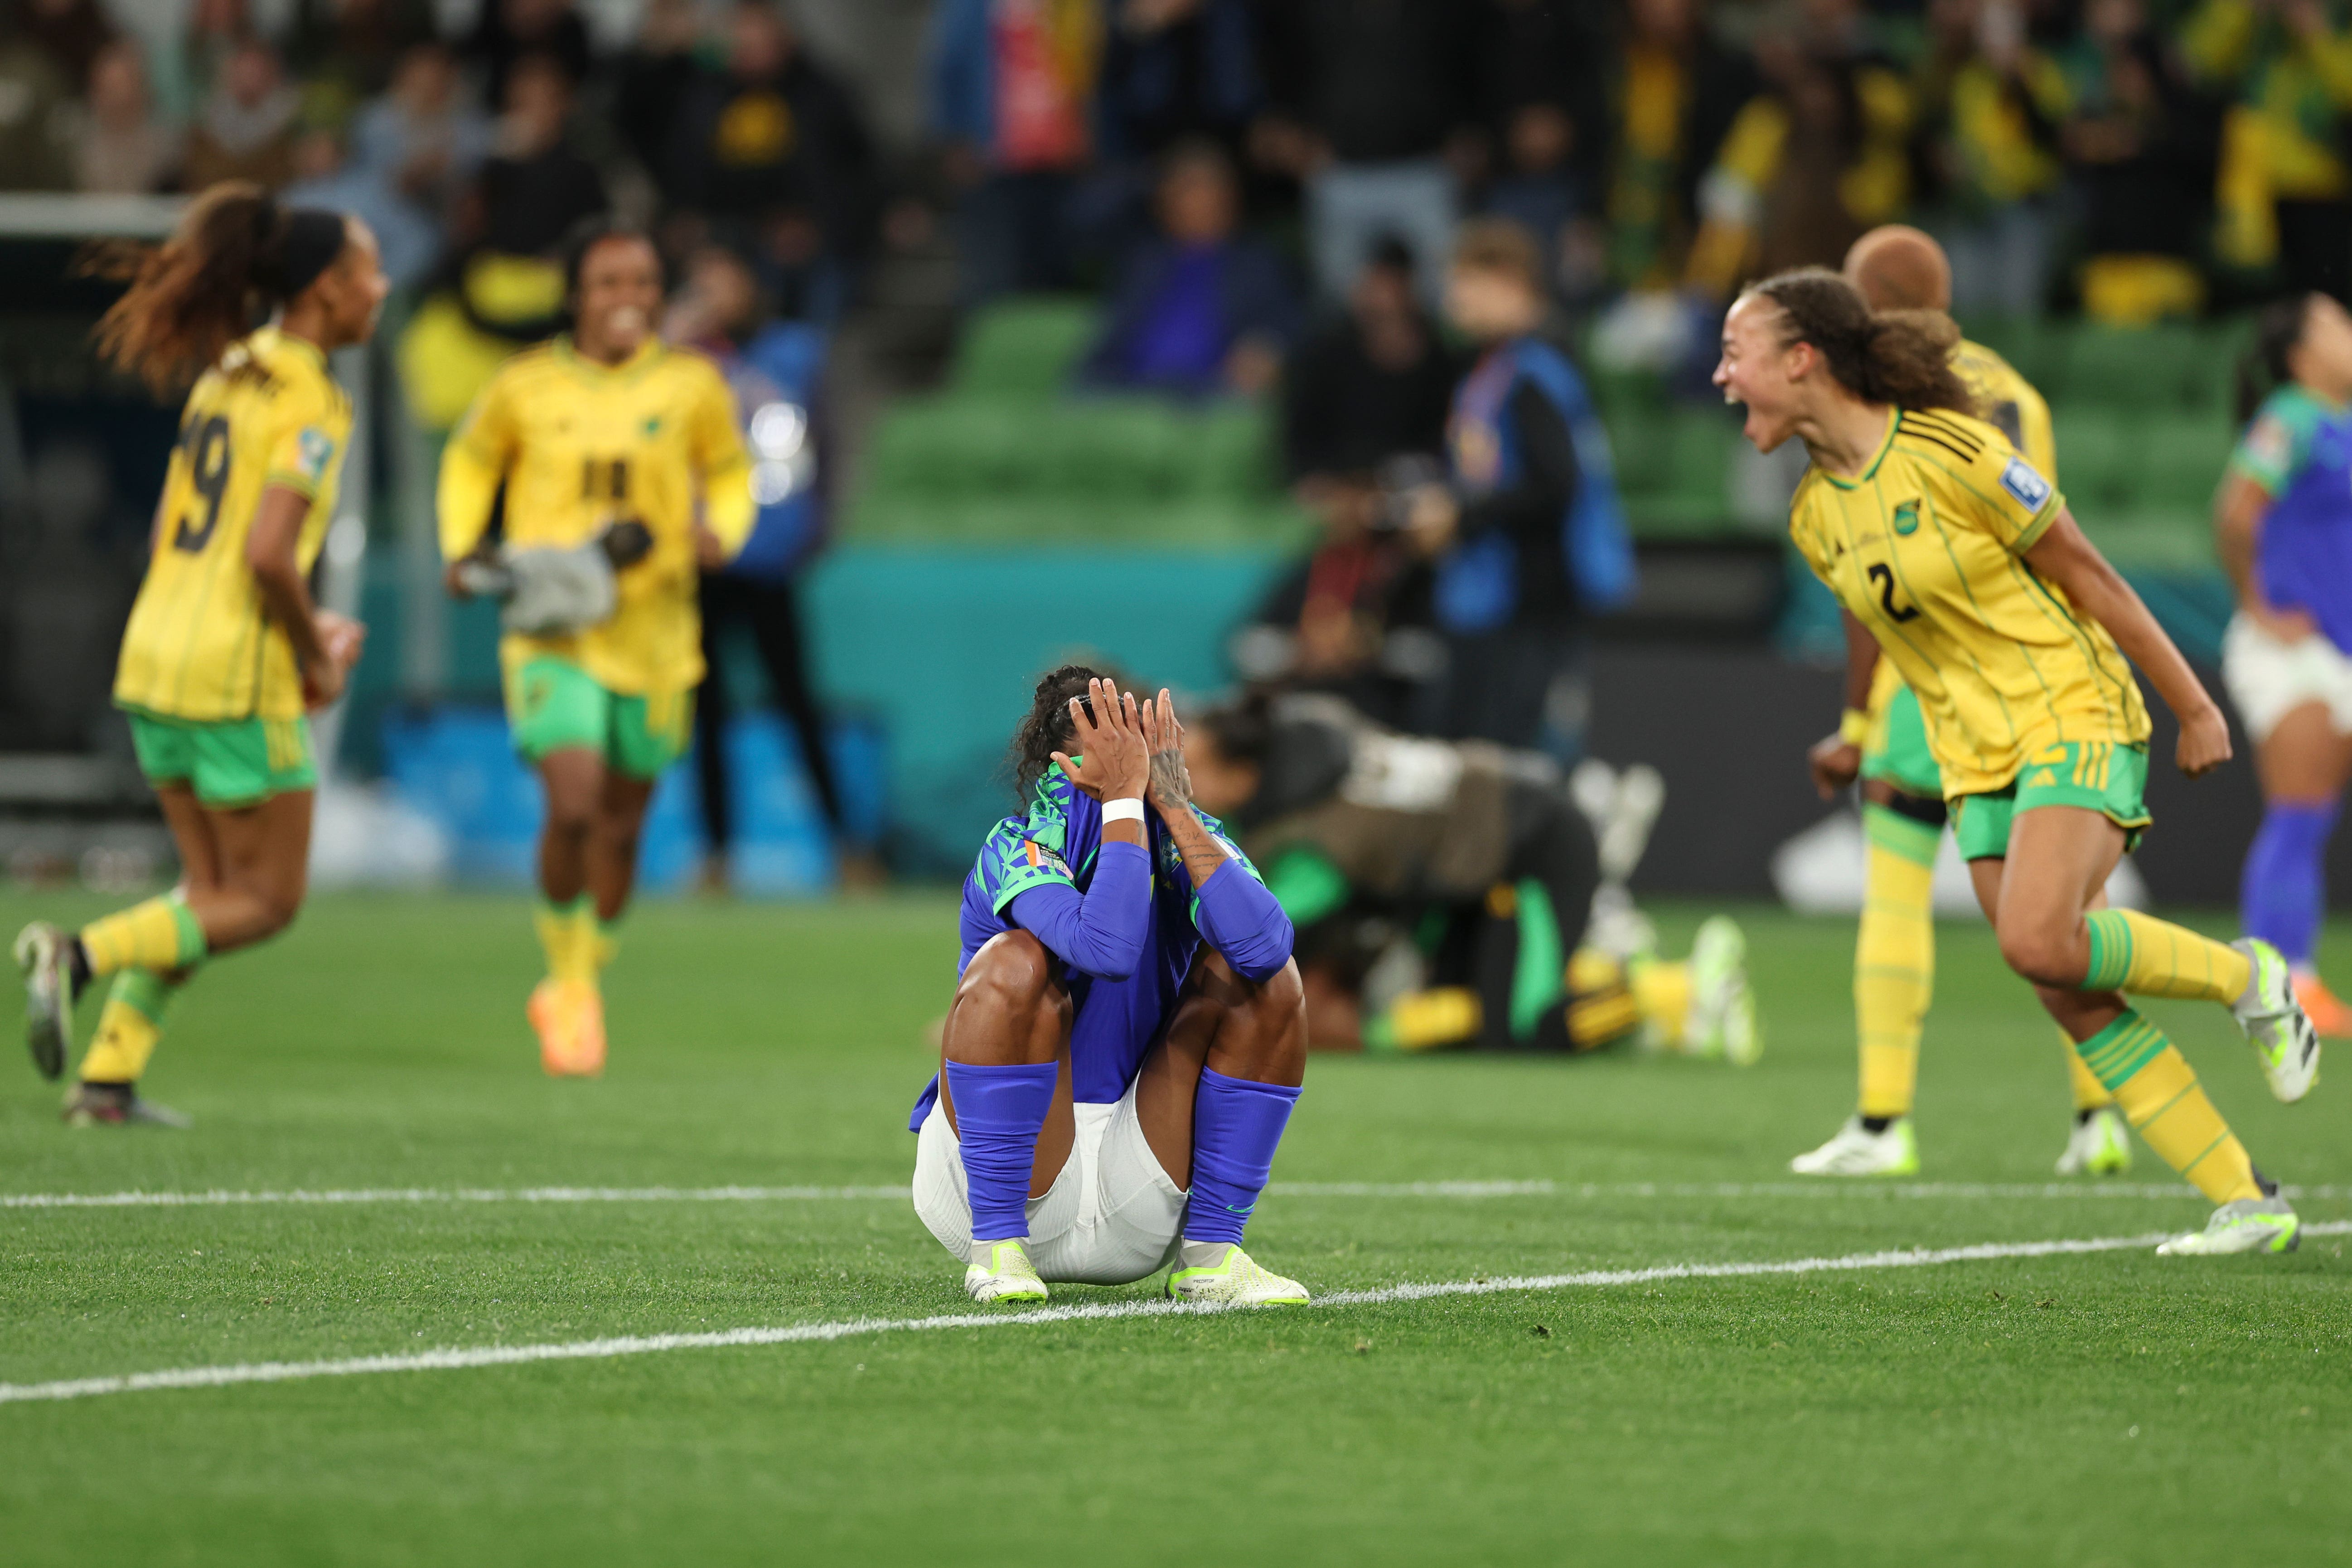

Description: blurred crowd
[4,0,2348,339]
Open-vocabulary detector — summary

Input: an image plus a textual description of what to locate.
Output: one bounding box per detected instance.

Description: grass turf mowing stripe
[8,1221,2345,1408]
[8,1180,2350,1209]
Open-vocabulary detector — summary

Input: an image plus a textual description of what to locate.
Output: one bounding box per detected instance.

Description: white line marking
[6,1220,2344,1406]
[5,1179,2342,1210]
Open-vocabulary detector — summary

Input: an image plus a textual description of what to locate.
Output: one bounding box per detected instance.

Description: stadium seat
[948,295,1099,396]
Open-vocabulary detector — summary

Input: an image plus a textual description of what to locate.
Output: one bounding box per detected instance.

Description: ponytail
[2237,292,2316,428]
[1007,663,1104,802]
[83,182,350,394]
[1742,266,1977,417]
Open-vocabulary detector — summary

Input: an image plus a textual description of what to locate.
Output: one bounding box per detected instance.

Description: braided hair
[1007,664,1103,801]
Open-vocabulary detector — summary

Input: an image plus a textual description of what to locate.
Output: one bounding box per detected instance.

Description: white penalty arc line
[5,1180,2348,1210]
[6,1220,2347,1407]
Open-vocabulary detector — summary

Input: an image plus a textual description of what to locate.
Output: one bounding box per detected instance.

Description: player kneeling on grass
[912,670,1308,1306]
[1718,267,2317,1256]
[1179,692,1757,1062]
[17,184,385,1125]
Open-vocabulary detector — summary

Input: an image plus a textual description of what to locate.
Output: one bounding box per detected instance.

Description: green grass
[3,891,2351,1566]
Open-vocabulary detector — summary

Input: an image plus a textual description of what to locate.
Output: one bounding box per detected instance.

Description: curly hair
[1742,266,1976,417]
[1007,664,1104,802]
[2237,292,2320,427]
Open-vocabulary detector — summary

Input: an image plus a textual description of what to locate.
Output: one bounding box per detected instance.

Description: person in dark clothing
[664,4,876,252]
[613,0,702,179]
[1403,218,1633,762]
[1231,239,1457,725]
[1254,0,1479,300]
[662,245,876,890]
[469,53,607,257]
[1100,0,1263,160]
[463,0,592,109]
[1077,139,1299,397]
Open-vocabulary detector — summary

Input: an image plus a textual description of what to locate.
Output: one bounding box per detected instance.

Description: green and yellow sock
[78,968,190,1085]
[1857,804,1938,1120]
[588,906,619,976]
[1628,955,1692,1049]
[2074,1010,2261,1204]
[2063,1030,2117,1113]
[534,894,595,986]
[2081,909,2251,1005]
[77,895,206,980]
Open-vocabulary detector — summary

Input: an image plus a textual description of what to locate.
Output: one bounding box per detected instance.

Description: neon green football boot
[2156,1196,2301,1256]
[1165,1244,1309,1306]
[964,1239,1049,1304]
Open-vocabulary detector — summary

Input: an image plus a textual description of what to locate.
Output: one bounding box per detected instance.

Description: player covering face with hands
[16,182,387,1124]
[912,670,1310,1305]
[1717,267,2319,1256]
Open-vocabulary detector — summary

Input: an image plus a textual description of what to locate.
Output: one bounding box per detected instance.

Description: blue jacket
[713,322,829,584]
[1076,237,1300,397]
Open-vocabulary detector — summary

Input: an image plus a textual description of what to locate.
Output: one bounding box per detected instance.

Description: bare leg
[586,771,658,924]
[939,931,1077,1198]
[2255,701,2352,806]
[179,790,315,956]
[536,748,603,905]
[1967,808,2129,1044]
[1133,953,1307,1186]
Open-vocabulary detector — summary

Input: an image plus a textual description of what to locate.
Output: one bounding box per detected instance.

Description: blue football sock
[1184,1067,1302,1247]
[2241,800,2337,969]
[945,1060,1058,1243]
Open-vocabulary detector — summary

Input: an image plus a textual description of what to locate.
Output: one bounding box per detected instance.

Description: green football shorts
[1951,740,2151,861]
[1862,680,1942,799]
[125,708,317,808]
[505,655,691,779]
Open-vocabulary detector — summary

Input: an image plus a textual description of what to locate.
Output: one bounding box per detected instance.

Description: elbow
[1228,921,1296,984]
[1080,939,1143,983]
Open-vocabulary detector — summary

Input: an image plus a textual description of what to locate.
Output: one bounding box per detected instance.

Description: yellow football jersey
[1865,337,2059,722]
[1950,337,2056,479]
[113,327,351,723]
[1793,407,2150,797]
[437,337,754,695]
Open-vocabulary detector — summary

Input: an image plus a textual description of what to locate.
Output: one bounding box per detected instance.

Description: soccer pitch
[3,891,2348,1566]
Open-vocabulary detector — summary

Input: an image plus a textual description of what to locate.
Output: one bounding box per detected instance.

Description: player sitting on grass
[1794,225,2133,1181]
[1719,267,2318,1255]
[1178,691,1757,1062]
[911,670,1308,1306]
[16,184,383,1124]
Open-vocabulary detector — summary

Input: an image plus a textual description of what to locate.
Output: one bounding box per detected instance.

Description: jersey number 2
[1866,562,1920,624]
[172,415,232,554]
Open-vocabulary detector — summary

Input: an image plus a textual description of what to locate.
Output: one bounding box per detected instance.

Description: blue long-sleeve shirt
[909,767,1292,1128]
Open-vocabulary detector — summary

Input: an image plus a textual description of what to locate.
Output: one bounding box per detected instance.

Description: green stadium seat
[948,296,1099,397]
[2053,323,2207,412]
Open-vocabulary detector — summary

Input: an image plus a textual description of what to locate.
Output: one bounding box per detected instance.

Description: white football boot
[964,1239,1049,1304]
[2231,938,2321,1103]
[2054,1107,2132,1176]
[2156,1196,2300,1256]
[1790,1115,1919,1176]
[1165,1244,1309,1306]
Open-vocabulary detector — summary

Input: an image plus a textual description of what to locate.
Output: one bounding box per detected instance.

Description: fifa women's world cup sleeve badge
[297,427,338,485]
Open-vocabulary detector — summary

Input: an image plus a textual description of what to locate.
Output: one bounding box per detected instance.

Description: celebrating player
[1792,225,2132,1179]
[14,184,384,1123]
[1717,267,2318,1256]
[2215,292,2352,1037]
[911,670,1309,1306]
[438,224,755,1076]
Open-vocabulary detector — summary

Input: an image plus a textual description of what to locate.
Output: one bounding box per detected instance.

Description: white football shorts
[2221,614,2352,743]
[912,1073,1187,1285]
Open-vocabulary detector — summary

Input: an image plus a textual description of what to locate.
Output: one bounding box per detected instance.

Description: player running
[1792,225,2131,1179]
[439,224,755,1076]
[913,670,1309,1306]
[15,183,384,1123]
[2216,292,2352,1038]
[1718,267,2318,1256]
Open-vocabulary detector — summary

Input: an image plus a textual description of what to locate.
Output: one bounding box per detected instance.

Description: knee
[957,931,1068,1030]
[543,794,595,839]
[1217,957,1308,1079]
[1997,919,2085,989]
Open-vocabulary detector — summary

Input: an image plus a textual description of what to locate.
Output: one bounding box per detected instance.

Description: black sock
[1859,1114,1896,1134]
[66,937,91,1000]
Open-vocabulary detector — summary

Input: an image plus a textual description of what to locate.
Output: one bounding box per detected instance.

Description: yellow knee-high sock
[534,895,595,986]
[1370,987,1483,1051]
[2076,1010,2261,1204]
[78,895,206,979]
[1857,805,1938,1119]
[2064,1031,2117,1112]
[1564,949,1641,1051]
[1628,956,1692,1049]
[2081,910,2251,1005]
[586,905,618,976]
[78,968,189,1084]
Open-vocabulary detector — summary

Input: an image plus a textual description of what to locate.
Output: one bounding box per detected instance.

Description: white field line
[7,1220,2346,1408]
[6,1179,2349,1210]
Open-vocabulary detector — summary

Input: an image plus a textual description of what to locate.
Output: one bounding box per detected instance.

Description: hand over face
[1139,688,1194,818]
[1050,677,1151,802]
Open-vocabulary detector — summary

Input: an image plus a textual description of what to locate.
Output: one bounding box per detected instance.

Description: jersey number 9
[173,414,232,554]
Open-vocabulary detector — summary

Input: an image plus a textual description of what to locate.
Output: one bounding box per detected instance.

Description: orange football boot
[528,979,600,1076]
[571,984,607,1077]
[2293,972,2352,1040]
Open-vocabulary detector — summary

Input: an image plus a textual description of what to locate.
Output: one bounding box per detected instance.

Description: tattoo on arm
[1164,808,1230,886]
[1149,744,1192,813]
